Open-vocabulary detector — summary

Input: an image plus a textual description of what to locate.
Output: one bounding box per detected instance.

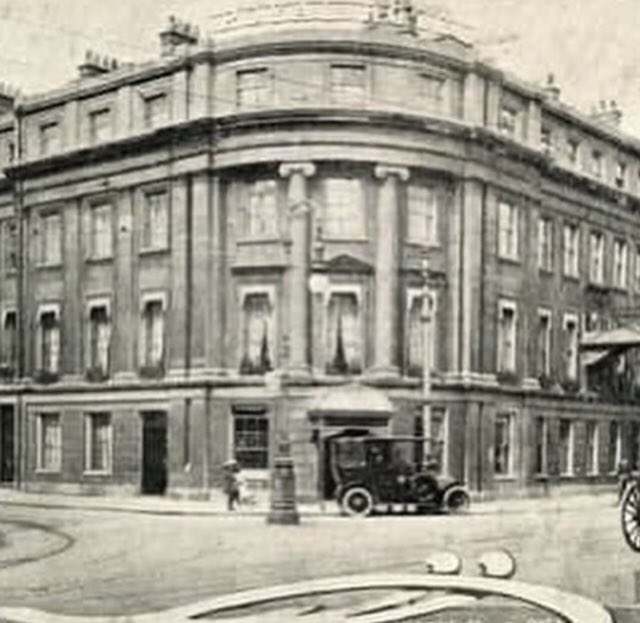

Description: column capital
[374,164,410,182]
[279,161,316,179]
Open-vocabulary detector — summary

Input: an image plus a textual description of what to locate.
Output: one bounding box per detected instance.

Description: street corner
[0,519,74,570]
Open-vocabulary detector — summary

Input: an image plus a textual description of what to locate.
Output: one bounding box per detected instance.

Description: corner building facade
[0,2,639,500]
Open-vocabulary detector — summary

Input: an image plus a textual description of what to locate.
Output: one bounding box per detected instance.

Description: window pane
[41,311,60,373]
[326,292,361,374]
[90,203,112,258]
[240,293,274,374]
[89,306,110,373]
[89,109,112,143]
[143,300,164,366]
[494,413,511,475]
[237,69,271,109]
[407,186,437,245]
[39,413,61,471]
[2,311,16,367]
[243,180,278,238]
[42,213,62,264]
[144,93,168,128]
[86,413,111,472]
[324,178,365,239]
[233,412,269,469]
[143,191,169,249]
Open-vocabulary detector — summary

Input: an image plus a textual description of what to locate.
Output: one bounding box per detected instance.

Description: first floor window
[498,201,519,260]
[85,413,112,473]
[608,421,621,473]
[1,310,16,368]
[88,304,111,374]
[89,202,112,259]
[537,310,551,377]
[241,180,278,239]
[559,419,574,476]
[494,412,512,476]
[563,223,579,278]
[614,238,629,289]
[538,216,553,271]
[40,212,62,265]
[37,413,61,472]
[240,292,275,375]
[407,185,438,246]
[141,298,164,368]
[39,309,60,374]
[585,421,599,475]
[142,190,169,251]
[233,407,269,469]
[326,290,362,375]
[534,416,547,475]
[563,315,579,382]
[497,302,517,373]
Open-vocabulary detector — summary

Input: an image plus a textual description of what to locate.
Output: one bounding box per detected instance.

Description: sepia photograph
[0,0,637,621]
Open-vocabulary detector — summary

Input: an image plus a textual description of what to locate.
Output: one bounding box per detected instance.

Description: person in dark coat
[223,459,241,511]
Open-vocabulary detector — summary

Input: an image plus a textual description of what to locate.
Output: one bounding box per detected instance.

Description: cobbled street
[0,493,635,616]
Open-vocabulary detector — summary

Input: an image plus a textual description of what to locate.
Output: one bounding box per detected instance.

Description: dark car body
[329,435,470,516]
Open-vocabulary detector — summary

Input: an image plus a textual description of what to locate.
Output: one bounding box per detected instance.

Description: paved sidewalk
[0,487,618,518]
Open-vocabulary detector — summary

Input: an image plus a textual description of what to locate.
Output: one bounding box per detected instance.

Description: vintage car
[329,435,470,517]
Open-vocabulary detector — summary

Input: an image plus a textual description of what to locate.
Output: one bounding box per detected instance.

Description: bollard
[267,456,300,525]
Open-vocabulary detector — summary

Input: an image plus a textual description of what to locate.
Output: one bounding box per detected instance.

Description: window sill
[321,236,368,243]
[35,468,61,475]
[533,473,549,480]
[35,262,63,270]
[139,247,170,257]
[236,237,282,245]
[85,255,113,265]
[497,255,521,266]
[538,267,554,276]
[559,472,576,479]
[494,474,516,481]
[405,240,440,249]
[563,273,580,282]
[83,470,112,477]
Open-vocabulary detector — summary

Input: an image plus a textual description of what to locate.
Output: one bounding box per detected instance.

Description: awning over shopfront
[581,327,640,349]
[308,383,394,417]
[580,348,612,368]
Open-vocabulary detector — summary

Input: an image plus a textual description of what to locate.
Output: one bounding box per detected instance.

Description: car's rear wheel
[341,486,374,517]
[444,489,470,513]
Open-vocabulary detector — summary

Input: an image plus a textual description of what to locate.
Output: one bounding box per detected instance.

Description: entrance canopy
[581,327,640,349]
[309,383,394,417]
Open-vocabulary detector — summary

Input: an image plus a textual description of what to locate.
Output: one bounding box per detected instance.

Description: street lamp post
[421,256,434,462]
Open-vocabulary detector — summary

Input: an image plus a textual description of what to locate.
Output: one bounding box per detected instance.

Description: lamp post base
[266,456,300,525]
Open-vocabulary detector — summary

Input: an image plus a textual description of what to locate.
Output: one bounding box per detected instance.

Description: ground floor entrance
[141,411,168,495]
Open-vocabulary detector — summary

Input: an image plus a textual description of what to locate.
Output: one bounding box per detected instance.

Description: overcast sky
[2,0,639,133]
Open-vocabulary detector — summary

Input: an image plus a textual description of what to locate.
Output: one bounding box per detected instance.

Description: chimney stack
[543,73,560,102]
[368,0,418,35]
[160,15,200,57]
[590,99,623,128]
[79,50,120,78]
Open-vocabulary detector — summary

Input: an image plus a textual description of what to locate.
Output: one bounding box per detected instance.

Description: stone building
[0,0,639,500]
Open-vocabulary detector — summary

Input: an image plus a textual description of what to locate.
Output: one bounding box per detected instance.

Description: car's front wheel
[341,486,374,517]
[443,488,470,513]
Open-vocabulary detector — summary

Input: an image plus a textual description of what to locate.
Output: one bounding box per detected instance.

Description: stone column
[372,164,409,378]
[279,162,316,377]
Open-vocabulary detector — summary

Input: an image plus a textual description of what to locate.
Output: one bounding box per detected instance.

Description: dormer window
[236,68,272,110]
[330,64,366,106]
[591,149,603,178]
[567,138,580,165]
[143,92,169,129]
[419,73,445,112]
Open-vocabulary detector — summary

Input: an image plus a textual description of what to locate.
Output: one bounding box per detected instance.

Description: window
[635,246,640,291]
[616,161,627,189]
[88,108,112,144]
[563,314,579,382]
[2,219,17,272]
[236,68,272,109]
[406,289,437,376]
[585,421,599,475]
[89,202,112,259]
[563,223,579,278]
[143,92,169,129]
[497,301,517,373]
[498,201,518,260]
[429,407,447,474]
[494,412,512,476]
[613,238,628,289]
[1,310,16,369]
[538,216,553,271]
[567,138,579,165]
[608,421,621,473]
[141,298,165,368]
[84,413,112,473]
[142,190,169,251]
[407,185,438,246]
[541,126,552,154]
[533,416,547,475]
[498,106,517,137]
[559,419,574,476]
[39,121,60,156]
[330,64,366,105]
[419,74,444,111]
[241,180,278,239]
[233,407,269,469]
[40,212,62,265]
[239,292,275,375]
[87,303,110,375]
[591,150,603,178]
[38,309,60,374]
[323,178,366,239]
[37,413,61,472]
[589,231,604,284]
[326,290,362,375]
[537,309,551,377]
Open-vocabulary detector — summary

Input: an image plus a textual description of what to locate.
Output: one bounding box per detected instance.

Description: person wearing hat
[223,459,241,511]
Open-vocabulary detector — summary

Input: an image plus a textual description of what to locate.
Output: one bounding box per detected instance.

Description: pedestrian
[617,458,633,505]
[223,459,241,511]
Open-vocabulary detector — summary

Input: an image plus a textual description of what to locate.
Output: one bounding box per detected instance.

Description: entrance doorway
[0,406,14,483]
[141,411,168,495]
